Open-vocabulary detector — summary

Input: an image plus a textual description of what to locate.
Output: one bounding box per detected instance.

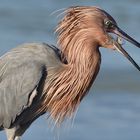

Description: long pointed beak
[113,27,140,48]
[111,26,140,71]
[114,39,140,71]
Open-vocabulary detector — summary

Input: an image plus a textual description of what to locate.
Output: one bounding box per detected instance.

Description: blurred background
[0,0,140,140]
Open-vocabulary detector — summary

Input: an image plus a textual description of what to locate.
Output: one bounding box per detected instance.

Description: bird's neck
[42,31,101,124]
[59,30,101,93]
[61,31,101,90]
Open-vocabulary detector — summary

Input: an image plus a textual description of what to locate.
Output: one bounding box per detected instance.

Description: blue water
[0,0,140,140]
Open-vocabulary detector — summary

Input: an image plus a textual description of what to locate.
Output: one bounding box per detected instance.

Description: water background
[0,0,140,140]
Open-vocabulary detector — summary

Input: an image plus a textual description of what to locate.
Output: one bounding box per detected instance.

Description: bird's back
[0,43,62,129]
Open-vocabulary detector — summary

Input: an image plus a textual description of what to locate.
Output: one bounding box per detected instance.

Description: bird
[0,6,140,140]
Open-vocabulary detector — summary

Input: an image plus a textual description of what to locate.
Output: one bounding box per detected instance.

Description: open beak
[111,26,140,71]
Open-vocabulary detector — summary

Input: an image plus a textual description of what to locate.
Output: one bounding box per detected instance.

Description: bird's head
[57,6,140,70]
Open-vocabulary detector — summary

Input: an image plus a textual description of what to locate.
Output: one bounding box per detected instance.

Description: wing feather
[0,48,47,128]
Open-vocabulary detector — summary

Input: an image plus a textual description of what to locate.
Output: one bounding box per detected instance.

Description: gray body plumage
[0,43,61,140]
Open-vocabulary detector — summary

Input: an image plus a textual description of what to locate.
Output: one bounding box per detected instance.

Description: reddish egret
[0,6,139,140]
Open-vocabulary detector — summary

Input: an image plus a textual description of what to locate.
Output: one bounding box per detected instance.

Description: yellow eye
[105,20,112,26]
[104,20,114,28]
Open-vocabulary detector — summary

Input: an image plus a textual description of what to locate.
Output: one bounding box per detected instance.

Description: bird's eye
[105,20,112,26]
[104,20,115,28]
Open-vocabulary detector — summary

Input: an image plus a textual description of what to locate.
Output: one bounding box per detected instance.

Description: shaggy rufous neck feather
[40,6,101,124]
